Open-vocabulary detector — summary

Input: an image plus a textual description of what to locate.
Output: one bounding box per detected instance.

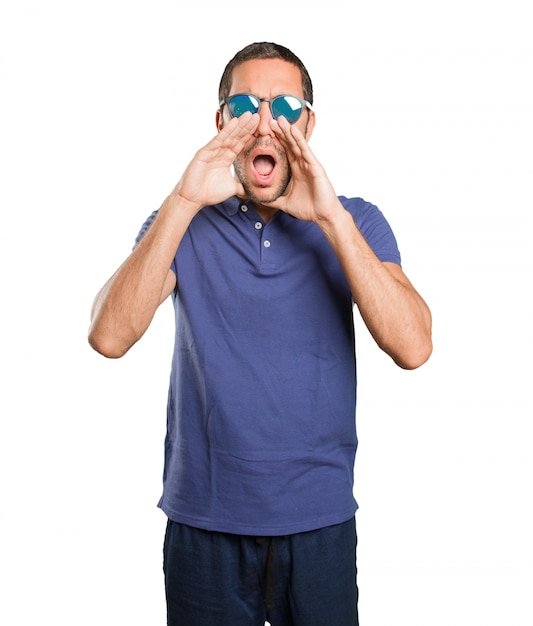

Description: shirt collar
[219,196,243,217]
[218,196,295,223]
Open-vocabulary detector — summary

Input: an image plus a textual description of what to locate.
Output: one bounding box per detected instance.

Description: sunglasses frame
[219,93,313,124]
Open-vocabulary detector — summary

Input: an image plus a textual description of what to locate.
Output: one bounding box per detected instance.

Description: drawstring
[256,537,276,611]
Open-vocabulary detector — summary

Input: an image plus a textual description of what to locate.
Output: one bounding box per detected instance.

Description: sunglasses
[219,94,313,124]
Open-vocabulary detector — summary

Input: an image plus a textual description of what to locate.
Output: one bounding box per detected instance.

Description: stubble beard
[233,141,292,205]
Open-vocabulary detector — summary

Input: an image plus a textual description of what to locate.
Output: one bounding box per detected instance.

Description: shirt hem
[158,501,358,536]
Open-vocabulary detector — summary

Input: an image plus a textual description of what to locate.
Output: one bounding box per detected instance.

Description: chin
[241,173,291,206]
[244,187,284,205]
[234,155,291,206]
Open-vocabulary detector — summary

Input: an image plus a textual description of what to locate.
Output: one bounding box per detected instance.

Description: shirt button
[255,222,263,230]
[241,205,248,212]
[263,240,271,248]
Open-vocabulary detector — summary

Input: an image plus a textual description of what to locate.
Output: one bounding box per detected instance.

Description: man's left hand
[265,116,344,224]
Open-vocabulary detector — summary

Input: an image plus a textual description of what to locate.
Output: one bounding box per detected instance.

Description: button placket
[260,221,274,267]
[239,203,276,268]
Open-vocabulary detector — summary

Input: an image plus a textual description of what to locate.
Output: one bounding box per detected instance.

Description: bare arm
[267,117,432,370]
[317,209,432,369]
[89,112,260,358]
[88,202,190,358]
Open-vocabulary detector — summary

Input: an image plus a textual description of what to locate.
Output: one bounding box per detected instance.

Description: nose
[255,101,275,137]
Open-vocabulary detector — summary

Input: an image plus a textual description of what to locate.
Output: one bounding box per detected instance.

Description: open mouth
[252,154,276,180]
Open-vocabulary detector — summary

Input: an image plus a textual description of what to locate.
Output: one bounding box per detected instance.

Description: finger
[220,112,259,156]
[283,120,318,164]
[270,117,314,167]
[270,117,299,152]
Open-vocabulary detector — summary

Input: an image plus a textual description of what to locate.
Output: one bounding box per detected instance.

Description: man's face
[217,58,315,208]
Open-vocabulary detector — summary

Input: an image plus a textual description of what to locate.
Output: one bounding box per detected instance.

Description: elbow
[393,328,433,370]
[395,307,433,370]
[88,326,131,359]
[395,339,433,370]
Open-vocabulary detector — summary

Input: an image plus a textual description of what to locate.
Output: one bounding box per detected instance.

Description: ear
[216,109,224,132]
[304,110,316,141]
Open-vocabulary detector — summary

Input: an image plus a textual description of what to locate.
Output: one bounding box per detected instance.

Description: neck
[252,203,278,223]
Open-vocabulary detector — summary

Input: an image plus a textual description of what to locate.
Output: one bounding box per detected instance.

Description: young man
[89,42,432,625]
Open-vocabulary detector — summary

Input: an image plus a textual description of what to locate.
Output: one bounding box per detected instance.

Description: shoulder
[338,196,402,265]
[339,196,383,223]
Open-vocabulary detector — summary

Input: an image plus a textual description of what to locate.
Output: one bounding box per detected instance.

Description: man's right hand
[171,112,259,211]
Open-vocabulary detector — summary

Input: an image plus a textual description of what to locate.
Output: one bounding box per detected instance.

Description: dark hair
[218,42,313,106]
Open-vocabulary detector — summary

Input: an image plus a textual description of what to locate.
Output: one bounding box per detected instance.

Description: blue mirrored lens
[227,94,260,117]
[271,96,304,123]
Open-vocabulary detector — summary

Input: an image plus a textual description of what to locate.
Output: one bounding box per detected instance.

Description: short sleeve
[339,196,401,266]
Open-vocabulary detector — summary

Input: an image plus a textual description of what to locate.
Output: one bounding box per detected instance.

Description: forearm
[88,194,197,358]
[317,206,432,369]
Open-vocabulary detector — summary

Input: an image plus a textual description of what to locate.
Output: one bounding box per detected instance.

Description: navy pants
[163,517,358,626]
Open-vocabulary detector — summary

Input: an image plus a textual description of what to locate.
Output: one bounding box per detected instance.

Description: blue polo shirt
[136,196,401,535]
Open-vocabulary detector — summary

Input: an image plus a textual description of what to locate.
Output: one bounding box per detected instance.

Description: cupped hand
[265,116,343,223]
[172,112,259,210]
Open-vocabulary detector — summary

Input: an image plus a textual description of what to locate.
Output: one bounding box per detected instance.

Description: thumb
[232,167,247,200]
[234,181,247,200]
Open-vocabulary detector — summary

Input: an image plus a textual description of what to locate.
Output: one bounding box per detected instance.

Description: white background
[1,0,531,624]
